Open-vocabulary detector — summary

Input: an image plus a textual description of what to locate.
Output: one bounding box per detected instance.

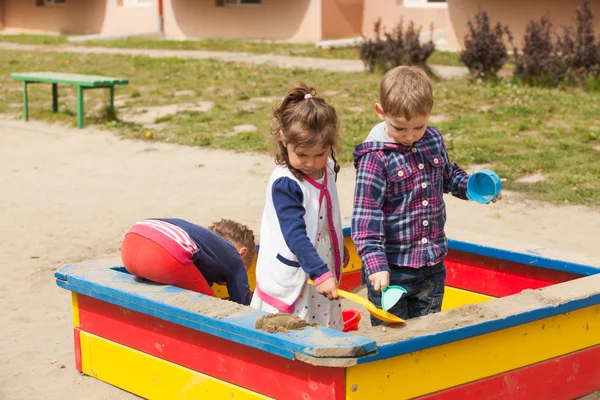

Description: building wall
[447,0,600,50]
[362,0,460,51]
[163,0,322,41]
[0,0,5,30]
[3,0,596,47]
[102,1,158,35]
[3,0,156,35]
[321,0,364,40]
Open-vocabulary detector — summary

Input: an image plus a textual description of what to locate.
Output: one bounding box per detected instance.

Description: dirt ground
[1,119,599,399]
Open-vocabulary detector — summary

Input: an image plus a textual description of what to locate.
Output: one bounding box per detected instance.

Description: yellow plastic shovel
[308,280,404,324]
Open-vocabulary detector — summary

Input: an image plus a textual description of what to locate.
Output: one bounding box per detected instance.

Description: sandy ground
[1,119,599,399]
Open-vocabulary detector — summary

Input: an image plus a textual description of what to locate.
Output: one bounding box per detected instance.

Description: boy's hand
[315,276,340,301]
[491,178,508,203]
[343,244,350,268]
[369,270,390,292]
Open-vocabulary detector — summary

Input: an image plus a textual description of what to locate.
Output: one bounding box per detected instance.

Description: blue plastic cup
[467,170,502,204]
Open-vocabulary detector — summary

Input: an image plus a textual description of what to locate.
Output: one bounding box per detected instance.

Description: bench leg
[52,83,58,113]
[23,82,29,121]
[77,86,84,129]
[109,86,114,110]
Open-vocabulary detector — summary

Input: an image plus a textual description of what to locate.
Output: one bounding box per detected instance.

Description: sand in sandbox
[255,313,314,333]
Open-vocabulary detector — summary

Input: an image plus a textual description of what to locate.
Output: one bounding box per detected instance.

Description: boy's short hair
[380,66,434,119]
[208,219,256,264]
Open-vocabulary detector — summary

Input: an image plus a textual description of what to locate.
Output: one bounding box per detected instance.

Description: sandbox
[54,225,600,399]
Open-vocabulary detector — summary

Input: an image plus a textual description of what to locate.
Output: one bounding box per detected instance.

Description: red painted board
[445,250,580,297]
[77,295,344,400]
[340,270,362,292]
[73,328,82,373]
[419,344,600,400]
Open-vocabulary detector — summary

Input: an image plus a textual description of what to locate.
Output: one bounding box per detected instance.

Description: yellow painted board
[71,292,80,328]
[346,303,600,399]
[79,331,272,400]
[442,286,495,311]
[343,237,362,273]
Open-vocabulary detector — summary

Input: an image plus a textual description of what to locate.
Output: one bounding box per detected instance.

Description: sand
[1,119,600,399]
[348,273,600,346]
[255,313,311,333]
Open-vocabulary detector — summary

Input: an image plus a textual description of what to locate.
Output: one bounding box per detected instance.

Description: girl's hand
[316,276,340,301]
[343,244,350,268]
[369,270,390,292]
[491,178,508,204]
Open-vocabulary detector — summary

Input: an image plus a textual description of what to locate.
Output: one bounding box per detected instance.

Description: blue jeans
[364,261,446,325]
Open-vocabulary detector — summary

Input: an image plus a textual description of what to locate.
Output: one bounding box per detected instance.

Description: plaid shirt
[351,125,469,275]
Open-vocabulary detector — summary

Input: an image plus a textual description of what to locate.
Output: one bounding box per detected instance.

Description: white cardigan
[253,159,343,313]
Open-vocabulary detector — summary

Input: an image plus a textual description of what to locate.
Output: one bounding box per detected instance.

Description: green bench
[10,72,129,129]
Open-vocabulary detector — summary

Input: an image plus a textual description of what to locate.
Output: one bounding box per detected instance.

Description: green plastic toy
[381,285,408,312]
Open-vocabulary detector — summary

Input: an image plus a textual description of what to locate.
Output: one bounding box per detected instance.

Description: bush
[514,17,568,87]
[359,18,436,74]
[513,0,599,88]
[559,0,600,82]
[359,19,386,73]
[460,10,512,80]
[405,21,436,67]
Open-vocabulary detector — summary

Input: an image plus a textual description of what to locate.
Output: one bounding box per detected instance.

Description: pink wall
[3,0,156,35]
[362,0,460,50]
[448,0,600,50]
[162,0,322,41]
[4,0,595,48]
[321,0,364,40]
[4,0,107,34]
[101,1,158,35]
[0,0,5,30]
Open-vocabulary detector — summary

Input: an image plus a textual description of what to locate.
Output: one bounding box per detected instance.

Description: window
[117,0,153,6]
[217,0,261,7]
[36,0,66,6]
[402,0,447,9]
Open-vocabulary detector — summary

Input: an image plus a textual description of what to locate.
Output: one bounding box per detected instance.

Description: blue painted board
[447,239,600,276]
[55,262,377,361]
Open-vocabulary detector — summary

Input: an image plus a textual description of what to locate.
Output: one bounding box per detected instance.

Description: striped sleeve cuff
[313,271,334,286]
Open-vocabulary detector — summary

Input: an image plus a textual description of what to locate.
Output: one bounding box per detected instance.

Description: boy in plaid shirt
[352,66,504,323]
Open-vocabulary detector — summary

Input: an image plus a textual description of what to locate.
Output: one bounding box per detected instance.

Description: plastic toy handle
[307,280,405,324]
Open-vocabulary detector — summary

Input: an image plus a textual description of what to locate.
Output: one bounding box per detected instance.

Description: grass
[1,49,599,205]
[0,34,463,66]
[0,33,68,45]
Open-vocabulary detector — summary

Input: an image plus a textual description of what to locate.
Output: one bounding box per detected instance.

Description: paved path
[0,42,469,78]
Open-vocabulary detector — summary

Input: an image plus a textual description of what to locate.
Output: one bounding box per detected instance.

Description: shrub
[559,0,600,82]
[513,0,599,88]
[359,19,386,73]
[514,17,568,87]
[405,21,436,68]
[359,18,436,74]
[460,10,512,80]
